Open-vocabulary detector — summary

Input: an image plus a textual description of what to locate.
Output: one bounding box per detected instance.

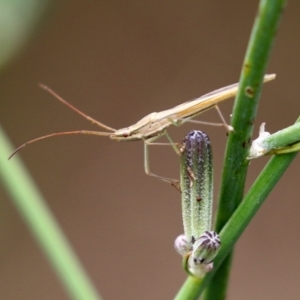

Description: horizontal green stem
[261,121,300,150]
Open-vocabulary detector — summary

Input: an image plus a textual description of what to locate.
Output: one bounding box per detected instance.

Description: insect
[10,74,275,183]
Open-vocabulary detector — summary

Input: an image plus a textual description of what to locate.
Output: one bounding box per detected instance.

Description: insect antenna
[8,130,112,159]
[39,83,116,132]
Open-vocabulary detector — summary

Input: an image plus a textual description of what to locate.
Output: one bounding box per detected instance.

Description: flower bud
[191,231,221,265]
[180,130,213,241]
[174,234,193,256]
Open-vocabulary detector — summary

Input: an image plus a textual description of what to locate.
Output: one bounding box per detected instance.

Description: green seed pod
[180,130,213,242]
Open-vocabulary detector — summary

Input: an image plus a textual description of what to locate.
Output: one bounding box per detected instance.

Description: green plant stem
[217,0,286,230]
[204,1,286,299]
[0,125,102,300]
[174,0,286,299]
[261,121,300,151]
[174,146,297,299]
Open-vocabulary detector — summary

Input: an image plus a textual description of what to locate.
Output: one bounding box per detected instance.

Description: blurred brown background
[0,1,299,299]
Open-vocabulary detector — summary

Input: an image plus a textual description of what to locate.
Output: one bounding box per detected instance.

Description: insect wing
[155,73,276,123]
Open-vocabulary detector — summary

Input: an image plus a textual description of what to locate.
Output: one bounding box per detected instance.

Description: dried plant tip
[248,123,271,159]
[248,120,300,159]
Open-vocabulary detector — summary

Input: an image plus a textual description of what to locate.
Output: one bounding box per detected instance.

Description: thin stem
[262,122,300,149]
[0,125,102,300]
[174,0,286,299]
[205,0,286,299]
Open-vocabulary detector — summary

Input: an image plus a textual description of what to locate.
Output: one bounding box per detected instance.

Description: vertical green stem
[205,1,286,299]
[174,0,286,299]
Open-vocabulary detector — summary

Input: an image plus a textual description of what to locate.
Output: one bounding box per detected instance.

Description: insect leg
[214,104,234,131]
[164,131,181,154]
[144,135,180,187]
[185,105,234,132]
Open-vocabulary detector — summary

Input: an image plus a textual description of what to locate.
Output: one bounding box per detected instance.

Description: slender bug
[9,74,275,183]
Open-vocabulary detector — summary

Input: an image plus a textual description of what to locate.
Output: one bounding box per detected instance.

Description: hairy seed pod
[180,130,213,242]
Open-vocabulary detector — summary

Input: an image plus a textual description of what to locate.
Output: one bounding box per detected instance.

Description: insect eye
[122,131,130,138]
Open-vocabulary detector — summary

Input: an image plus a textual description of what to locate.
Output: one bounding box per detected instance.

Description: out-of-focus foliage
[0,0,49,70]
